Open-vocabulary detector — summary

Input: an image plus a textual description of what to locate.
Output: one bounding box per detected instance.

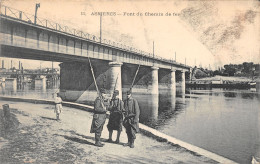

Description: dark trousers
[125,124,136,142]
[95,123,105,142]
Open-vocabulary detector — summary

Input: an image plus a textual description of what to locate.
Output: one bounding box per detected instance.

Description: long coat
[107,98,124,131]
[123,97,140,133]
[90,96,108,133]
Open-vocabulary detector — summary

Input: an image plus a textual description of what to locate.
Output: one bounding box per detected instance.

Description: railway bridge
[0,5,191,101]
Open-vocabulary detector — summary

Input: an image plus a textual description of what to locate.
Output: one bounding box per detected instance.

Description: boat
[249,81,256,88]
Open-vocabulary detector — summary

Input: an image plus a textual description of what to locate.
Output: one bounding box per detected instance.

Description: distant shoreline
[192,75,259,82]
[187,76,260,91]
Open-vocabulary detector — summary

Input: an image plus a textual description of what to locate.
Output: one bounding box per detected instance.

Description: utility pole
[52,61,54,82]
[100,15,102,43]
[34,3,40,24]
[40,62,42,73]
[185,58,186,66]
[252,67,255,80]
[153,41,155,66]
[21,63,23,74]
[52,61,54,73]
[175,52,176,61]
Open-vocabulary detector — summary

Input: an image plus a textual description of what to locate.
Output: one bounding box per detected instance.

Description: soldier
[107,90,124,143]
[90,88,109,147]
[123,90,140,148]
[54,92,63,121]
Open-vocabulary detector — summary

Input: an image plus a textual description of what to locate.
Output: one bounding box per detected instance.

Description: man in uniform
[107,90,124,143]
[123,90,140,148]
[90,88,109,147]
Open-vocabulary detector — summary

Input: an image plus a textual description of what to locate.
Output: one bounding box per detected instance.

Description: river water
[0,82,259,164]
[137,88,260,164]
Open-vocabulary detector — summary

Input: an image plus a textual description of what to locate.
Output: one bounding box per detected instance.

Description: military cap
[126,90,132,95]
[113,90,119,96]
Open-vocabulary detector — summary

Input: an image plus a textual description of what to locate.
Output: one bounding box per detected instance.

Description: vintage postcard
[0,0,259,164]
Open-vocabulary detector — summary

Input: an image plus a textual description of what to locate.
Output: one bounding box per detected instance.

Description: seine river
[0,82,259,164]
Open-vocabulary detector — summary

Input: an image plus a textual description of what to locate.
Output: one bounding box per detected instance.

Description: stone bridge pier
[59,60,124,102]
[151,66,159,95]
[108,62,122,99]
[170,68,176,96]
[181,70,186,94]
[58,60,191,105]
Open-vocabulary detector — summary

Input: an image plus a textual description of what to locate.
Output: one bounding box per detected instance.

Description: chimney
[21,63,23,73]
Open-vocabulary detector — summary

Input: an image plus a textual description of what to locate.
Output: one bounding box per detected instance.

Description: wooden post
[3,104,11,129]
[3,104,10,120]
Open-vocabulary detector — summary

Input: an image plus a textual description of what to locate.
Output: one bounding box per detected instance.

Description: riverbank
[0,101,219,164]
[188,75,260,90]
[194,75,258,82]
[0,96,238,163]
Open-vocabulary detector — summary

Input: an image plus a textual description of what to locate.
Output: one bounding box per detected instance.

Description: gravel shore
[0,101,217,164]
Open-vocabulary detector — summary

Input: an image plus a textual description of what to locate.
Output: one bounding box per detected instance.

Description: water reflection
[4,78,17,93]
[0,79,59,100]
[132,87,259,164]
[224,92,237,98]
[35,77,46,91]
[169,91,176,111]
[180,94,185,104]
[241,92,257,99]
[161,88,259,164]
[159,89,176,111]
[137,93,159,122]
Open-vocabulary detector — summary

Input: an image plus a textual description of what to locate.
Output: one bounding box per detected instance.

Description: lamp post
[34,3,40,24]
[153,41,154,66]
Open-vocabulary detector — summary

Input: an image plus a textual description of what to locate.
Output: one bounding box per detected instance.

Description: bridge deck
[0,5,190,71]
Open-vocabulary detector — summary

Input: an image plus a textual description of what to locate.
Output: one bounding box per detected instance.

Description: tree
[224,64,236,76]
[242,62,253,74]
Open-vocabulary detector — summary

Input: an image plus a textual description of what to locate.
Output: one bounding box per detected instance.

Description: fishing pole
[130,64,140,91]
[109,72,119,100]
[114,73,119,92]
[88,57,99,94]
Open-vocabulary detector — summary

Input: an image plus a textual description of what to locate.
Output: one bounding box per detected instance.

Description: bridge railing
[0,5,189,68]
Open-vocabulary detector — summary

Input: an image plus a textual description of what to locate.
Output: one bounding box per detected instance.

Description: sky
[0,0,259,70]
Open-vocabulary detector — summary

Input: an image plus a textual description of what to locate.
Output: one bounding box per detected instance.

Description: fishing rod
[88,57,99,94]
[109,72,119,100]
[130,64,140,91]
[114,73,119,93]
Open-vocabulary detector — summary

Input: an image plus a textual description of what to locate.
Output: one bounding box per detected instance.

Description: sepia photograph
[0,0,259,163]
